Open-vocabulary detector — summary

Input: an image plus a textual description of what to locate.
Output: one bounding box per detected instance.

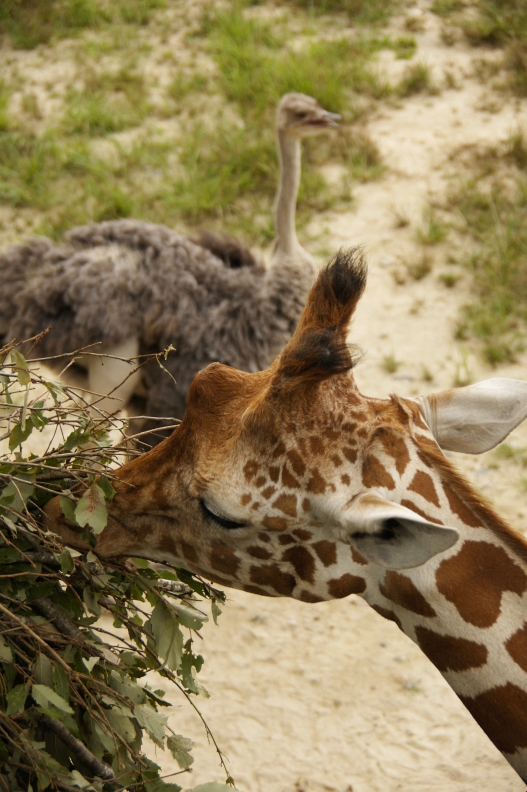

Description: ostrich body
[0,94,339,440]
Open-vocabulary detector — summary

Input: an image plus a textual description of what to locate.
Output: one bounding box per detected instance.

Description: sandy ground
[4,1,527,790]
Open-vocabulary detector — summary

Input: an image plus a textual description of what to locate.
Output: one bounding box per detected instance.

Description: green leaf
[0,635,13,662]
[32,683,74,714]
[211,601,222,626]
[53,664,70,702]
[58,548,75,574]
[75,483,107,534]
[0,546,21,564]
[60,496,76,524]
[167,734,194,770]
[0,475,35,510]
[170,601,208,631]
[8,420,34,450]
[83,587,101,617]
[151,602,183,671]
[12,351,30,387]
[98,476,115,500]
[7,683,28,715]
[133,704,167,746]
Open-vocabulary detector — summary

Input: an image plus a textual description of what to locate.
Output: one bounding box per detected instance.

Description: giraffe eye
[199,499,247,530]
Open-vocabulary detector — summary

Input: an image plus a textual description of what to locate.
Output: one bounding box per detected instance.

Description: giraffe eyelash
[199,499,247,530]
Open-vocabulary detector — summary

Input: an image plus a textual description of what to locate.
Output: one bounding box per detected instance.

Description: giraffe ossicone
[46,249,527,784]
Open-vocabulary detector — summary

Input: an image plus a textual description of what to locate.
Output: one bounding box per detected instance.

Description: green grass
[431,0,464,16]
[416,210,448,244]
[397,62,436,97]
[0,0,165,49]
[448,136,527,364]
[288,0,399,25]
[450,0,527,94]
[200,3,392,120]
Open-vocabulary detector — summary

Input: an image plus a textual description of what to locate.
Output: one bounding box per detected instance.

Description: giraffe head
[46,250,527,602]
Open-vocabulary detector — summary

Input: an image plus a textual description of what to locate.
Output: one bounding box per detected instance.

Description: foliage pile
[0,338,231,792]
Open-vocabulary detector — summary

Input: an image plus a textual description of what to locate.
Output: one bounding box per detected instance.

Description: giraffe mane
[414,432,527,564]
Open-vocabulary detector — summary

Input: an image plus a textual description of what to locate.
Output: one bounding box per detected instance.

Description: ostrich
[0,93,340,442]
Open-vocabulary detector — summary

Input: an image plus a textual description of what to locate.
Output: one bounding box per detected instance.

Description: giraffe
[46,250,527,784]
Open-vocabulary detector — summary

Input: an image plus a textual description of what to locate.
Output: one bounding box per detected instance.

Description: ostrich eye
[296,112,308,121]
[199,499,247,530]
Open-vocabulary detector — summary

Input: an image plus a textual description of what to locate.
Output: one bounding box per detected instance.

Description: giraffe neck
[358,432,527,782]
[274,131,302,259]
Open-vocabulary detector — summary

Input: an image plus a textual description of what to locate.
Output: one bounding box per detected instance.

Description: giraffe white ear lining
[351,518,459,570]
[416,378,527,454]
[337,491,459,570]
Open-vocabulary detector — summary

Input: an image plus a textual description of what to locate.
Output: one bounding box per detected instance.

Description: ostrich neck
[274,131,302,258]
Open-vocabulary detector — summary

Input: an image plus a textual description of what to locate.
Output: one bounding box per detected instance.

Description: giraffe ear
[338,492,458,569]
[416,378,527,454]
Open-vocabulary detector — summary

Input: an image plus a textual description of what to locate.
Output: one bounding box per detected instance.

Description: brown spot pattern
[273,493,297,517]
[262,515,288,532]
[282,545,316,583]
[269,466,280,483]
[379,433,411,476]
[460,683,527,754]
[342,447,358,464]
[240,494,251,506]
[436,541,527,628]
[401,499,443,525]
[505,623,527,674]
[261,486,277,500]
[341,474,351,486]
[293,529,312,541]
[258,532,271,543]
[255,475,267,488]
[371,604,402,630]
[444,484,481,528]
[249,563,296,596]
[331,454,343,467]
[244,584,273,597]
[311,540,337,567]
[351,546,368,565]
[243,460,259,482]
[287,449,306,477]
[409,470,440,507]
[299,589,324,603]
[282,465,301,489]
[302,498,311,513]
[210,540,240,577]
[310,436,325,455]
[278,534,296,545]
[415,626,488,672]
[307,469,327,494]
[362,454,395,490]
[380,571,437,617]
[327,573,366,598]
[248,545,272,560]
[271,441,286,460]
[181,542,199,563]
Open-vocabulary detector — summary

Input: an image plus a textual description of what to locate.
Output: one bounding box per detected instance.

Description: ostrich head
[276,93,340,138]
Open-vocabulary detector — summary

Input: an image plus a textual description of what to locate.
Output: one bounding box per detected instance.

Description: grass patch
[397,62,436,97]
[381,353,401,373]
[431,0,464,16]
[287,0,399,25]
[451,0,527,94]
[0,0,165,49]
[416,210,448,244]
[447,137,527,364]
[200,3,392,120]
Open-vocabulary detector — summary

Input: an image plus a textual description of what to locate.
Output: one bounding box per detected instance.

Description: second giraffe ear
[336,492,459,569]
[415,378,527,454]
